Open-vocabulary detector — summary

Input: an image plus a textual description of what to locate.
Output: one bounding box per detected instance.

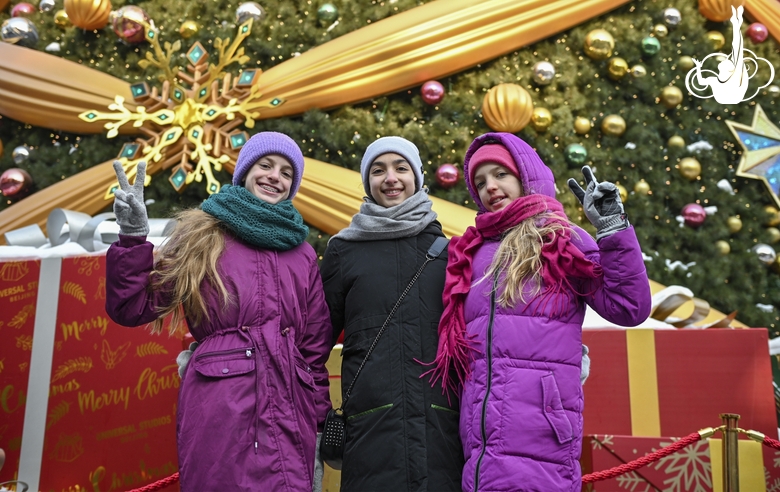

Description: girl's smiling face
[368,152,416,207]
[243,154,294,204]
[473,163,524,212]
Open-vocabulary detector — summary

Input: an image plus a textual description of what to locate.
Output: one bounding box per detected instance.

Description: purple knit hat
[232,132,305,200]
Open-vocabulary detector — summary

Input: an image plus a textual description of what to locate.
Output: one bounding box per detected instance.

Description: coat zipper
[473,276,498,492]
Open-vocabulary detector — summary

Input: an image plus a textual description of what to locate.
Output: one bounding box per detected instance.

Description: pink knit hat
[466,144,521,188]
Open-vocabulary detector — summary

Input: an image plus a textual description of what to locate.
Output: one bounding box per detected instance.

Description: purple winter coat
[459,134,652,492]
[105,233,332,492]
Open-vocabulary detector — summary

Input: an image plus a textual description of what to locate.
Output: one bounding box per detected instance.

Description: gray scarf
[333,190,438,242]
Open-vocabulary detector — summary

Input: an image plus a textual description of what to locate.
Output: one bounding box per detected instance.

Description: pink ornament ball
[421,80,445,105]
[681,203,706,228]
[747,23,768,43]
[11,2,35,17]
[435,163,460,189]
[0,168,33,199]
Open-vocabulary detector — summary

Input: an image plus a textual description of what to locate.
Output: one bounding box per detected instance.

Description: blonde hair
[149,209,232,335]
[483,212,571,308]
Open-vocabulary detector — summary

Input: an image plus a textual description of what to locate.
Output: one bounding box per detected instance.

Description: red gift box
[582,329,776,439]
[0,254,182,491]
[581,434,776,491]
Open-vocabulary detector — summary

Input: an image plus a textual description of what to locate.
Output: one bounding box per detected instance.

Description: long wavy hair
[481,211,572,308]
[149,209,232,334]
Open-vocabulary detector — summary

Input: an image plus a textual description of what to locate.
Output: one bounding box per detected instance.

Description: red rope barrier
[127,472,179,492]
[582,432,702,483]
[761,435,780,450]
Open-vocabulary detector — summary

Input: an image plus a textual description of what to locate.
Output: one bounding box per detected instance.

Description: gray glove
[113,160,150,236]
[568,166,628,241]
[176,341,199,378]
[581,344,590,385]
[313,432,324,492]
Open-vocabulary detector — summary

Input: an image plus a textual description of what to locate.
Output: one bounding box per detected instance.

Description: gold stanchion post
[720,413,740,492]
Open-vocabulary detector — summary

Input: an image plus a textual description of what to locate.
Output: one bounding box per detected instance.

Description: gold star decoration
[78,18,284,198]
[726,104,780,208]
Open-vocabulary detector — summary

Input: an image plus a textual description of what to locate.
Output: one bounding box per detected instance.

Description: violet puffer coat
[105,234,332,492]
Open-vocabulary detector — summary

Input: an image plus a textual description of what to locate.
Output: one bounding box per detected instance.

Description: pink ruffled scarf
[424,194,603,394]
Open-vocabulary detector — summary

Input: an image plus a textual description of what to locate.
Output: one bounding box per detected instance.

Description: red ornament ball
[747,23,768,43]
[435,163,460,189]
[0,168,33,200]
[681,203,706,228]
[11,2,35,17]
[111,5,150,44]
[421,80,445,105]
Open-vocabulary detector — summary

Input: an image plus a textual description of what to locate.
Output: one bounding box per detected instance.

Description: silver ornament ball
[1,17,39,48]
[12,146,30,165]
[532,61,556,85]
[236,2,266,25]
[753,243,777,265]
[39,0,56,13]
[662,8,682,27]
[318,3,339,22]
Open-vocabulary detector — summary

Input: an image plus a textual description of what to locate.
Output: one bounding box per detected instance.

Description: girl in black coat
[320,136,463,492]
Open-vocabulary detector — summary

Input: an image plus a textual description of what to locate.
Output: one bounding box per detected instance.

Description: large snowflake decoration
[652,438,712,492]
[78,19,283,198]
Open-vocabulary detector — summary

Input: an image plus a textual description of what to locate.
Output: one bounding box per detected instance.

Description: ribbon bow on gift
[3,208,174,252]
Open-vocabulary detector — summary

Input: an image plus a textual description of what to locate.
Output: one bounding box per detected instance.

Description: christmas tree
[1,0,779,334]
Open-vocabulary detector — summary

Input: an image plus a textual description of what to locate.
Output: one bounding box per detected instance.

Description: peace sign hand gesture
[567,165,629,241]
[112,160,150,237]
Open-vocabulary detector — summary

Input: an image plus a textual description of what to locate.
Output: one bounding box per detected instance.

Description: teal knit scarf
[201,185,308,251]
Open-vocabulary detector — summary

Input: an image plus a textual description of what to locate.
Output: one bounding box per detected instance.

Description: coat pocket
[294,356,315,390]
[192,347,255,378]
[541,373,573,444]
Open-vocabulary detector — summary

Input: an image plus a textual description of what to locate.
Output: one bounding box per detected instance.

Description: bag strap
[340,236,449,409]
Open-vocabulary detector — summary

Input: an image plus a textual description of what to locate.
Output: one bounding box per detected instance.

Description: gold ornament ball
[726,216,742,234]
[481,83,534,133]
[764,205,780,227]
[634,179,651,194]
[699,0,743,22]
[179,20,198,39]
[668,135,685,148]
[767,227,780,244]
[678,157,701,181]
[631,65,647,78]
[530,107,553,132]
[678,56,695,71]
[64,0,111,30]
[706,31,726,51]
[607,57,628,80]
[54,9,71,28]
[660,86,684,109]
[574,117,592,135]
[616,184,628,203]
[715,240,731,256]
[653,24,669,37]
[601,114,626,137]
[583,29,615,60]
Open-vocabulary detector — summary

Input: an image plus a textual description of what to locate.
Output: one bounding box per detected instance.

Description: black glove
[567,166,628,241]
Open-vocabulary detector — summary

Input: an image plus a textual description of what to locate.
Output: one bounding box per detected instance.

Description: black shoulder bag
[320,236,449,470]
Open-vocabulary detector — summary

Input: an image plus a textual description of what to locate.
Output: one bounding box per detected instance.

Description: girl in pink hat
[428,132,651,492]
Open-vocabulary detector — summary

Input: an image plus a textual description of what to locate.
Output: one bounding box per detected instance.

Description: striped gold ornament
[481,83,534,133]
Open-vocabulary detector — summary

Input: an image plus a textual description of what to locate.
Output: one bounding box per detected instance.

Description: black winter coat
[321,221,463,492]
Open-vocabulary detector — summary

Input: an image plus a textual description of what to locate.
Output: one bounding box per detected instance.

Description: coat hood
[463,132,556,213]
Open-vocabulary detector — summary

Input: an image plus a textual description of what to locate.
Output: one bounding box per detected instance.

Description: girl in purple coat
[428,132,651,492]
[105,132,332,491]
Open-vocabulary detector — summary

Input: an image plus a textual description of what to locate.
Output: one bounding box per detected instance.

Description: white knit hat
[360,137,424,201]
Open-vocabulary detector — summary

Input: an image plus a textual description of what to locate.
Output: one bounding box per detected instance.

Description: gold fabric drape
[0,43,138,134]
